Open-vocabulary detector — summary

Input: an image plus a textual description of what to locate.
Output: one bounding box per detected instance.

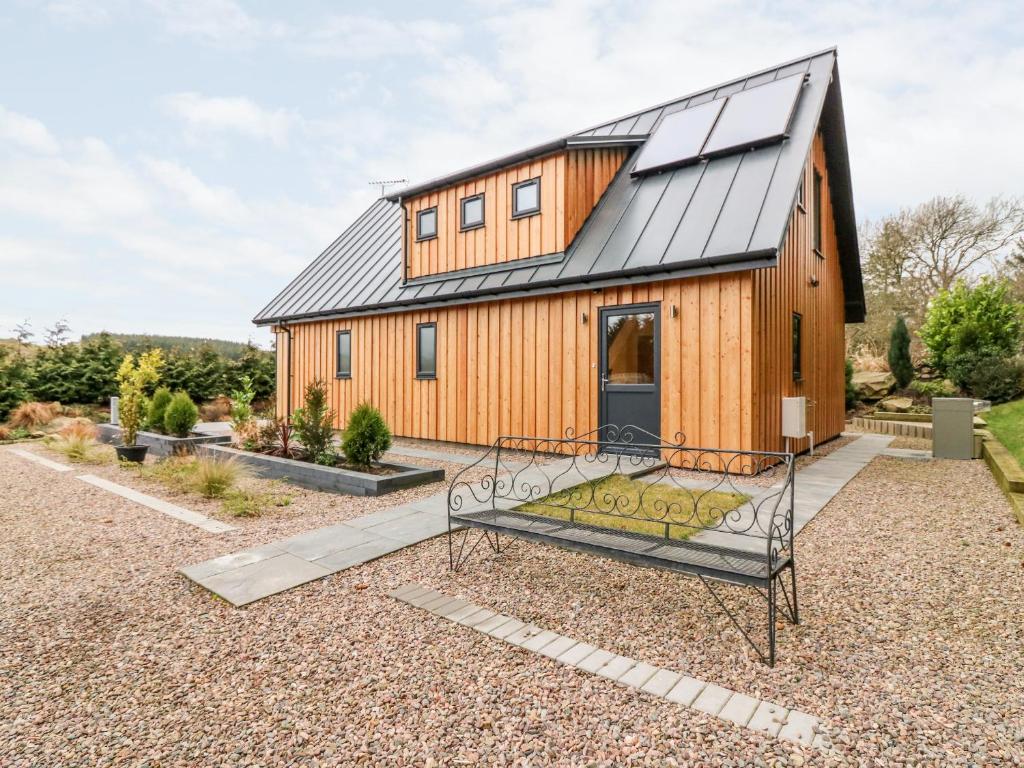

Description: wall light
[669,304,679,318]
[580,311,588,324]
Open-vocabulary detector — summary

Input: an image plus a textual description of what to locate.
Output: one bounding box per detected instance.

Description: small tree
[844,358,857,409]
[230,375,256,431]
[291,380,335,461]
[341,403,392,469]
[164,392,199,437]
[147,387,173,433]
[887,317,913,389]
[116,350,164,447]
[920,278,1024,374]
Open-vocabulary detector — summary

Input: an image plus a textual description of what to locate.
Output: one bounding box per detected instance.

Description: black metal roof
[255,48,864,326]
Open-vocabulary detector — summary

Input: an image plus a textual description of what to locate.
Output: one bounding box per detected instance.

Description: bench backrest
[447,425,796,565]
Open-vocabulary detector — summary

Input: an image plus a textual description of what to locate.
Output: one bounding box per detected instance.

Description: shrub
[909,379,957,401]
[920,278,1024,374]
[291,380,335,459]
[163,392,199,437]
[191,456,249,498]
[341,403,391,468]
[947,350,1024,403]
[58,419,99,441]
[0,346,30,421]
[8,401,61,429]
[887,317,913,389]
[222,488,291,517]
[230,374,256,430]
[45,434,110,463]
[844,359,857,409]
[147,387,173,434]
[117,350,164,447]
[0,426,10,441]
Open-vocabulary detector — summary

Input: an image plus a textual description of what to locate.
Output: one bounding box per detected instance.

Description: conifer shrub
[147,387,173,433]
[164,391,199,438]
[341,403,392,469]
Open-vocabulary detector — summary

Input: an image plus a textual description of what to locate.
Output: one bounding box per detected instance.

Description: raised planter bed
[870,411,932,423]
[96,423,232,458]
[197,444,443,496]
[982,437,1024,526]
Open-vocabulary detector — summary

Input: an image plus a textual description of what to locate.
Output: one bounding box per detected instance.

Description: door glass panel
[605,312,655,384]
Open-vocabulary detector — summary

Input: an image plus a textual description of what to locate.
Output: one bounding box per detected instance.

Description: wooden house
[254,48,864,455]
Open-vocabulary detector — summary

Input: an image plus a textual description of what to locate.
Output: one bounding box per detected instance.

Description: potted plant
[115,349,163,462]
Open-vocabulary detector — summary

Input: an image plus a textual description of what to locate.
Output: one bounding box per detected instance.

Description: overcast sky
[2,0,1022,345]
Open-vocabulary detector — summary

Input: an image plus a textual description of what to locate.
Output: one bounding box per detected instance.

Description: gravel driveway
[1,445,1022,766]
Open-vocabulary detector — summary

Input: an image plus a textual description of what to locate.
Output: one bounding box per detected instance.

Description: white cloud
[303,15,461,59]
[160,92,295,145]
[0,106,60,154]
[142,157,251,224]
[44,0,112,26]
[147,0,289,46]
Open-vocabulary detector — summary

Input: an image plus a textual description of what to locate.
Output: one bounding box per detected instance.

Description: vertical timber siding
[405,148,627,278]
[277,274,755,453]
[750,131,846,454]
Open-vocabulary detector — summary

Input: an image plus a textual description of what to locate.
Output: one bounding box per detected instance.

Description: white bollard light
[110,396,119,426]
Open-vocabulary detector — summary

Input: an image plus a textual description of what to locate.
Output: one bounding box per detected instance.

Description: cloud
[44,0,112,26]
[160,92,295,145]
[146,0,288,46]
[0,106,60,154]
[142,157,251,224]
[302,15,461,59]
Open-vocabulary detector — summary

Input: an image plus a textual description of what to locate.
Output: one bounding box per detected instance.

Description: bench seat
[450,507,790,587]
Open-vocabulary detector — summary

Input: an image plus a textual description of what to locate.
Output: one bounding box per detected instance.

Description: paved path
[180,452,623,606]
[389,582,832,750]
[687,434,893,554]
[181,436,891,606]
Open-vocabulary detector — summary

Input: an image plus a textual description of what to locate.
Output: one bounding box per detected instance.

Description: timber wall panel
[750,131,846,454]
[281,274,758,453]
[405,148,627,278]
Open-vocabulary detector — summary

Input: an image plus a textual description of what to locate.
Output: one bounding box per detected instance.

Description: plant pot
[115,444,149,463]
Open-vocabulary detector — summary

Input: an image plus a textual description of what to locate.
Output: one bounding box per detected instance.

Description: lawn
[985,398,1024,464]
[516,473,748,541]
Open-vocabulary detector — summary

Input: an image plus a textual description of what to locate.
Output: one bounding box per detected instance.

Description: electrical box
[781,397,807,439]
[933,397,989,459]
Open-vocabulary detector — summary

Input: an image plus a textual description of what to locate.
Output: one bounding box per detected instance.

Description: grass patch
[516,473,748,541]
[222,488,292,517]
[985,399,1024,465]
[44,435,114,464]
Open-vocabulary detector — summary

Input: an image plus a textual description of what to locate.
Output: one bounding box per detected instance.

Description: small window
[416,207,437,241]
[792,313,802,381]
[416,322,436,379]
[512,178,540,218]
[797,175,805,211]
[460,194,484,231]
[812,169,823,254]
[336,330,351,378]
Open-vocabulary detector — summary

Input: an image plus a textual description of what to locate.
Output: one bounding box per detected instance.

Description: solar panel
[701,73,804,156]
[631,99,724,176]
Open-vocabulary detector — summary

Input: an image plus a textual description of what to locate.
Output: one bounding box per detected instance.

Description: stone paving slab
[198,554,331,606]
[6,448,74,472]
[390,582,830,749]
[78,474,236,533]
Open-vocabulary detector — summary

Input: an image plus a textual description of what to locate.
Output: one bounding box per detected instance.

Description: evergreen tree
[887,316,914,389]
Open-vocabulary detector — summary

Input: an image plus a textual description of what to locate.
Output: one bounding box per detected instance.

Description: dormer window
[460,194,484,231]
[416,207,437,241]
[512,178,540,219]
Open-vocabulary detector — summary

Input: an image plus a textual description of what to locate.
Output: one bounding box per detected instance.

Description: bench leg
[767,575,777,668]
[775,564,799,625]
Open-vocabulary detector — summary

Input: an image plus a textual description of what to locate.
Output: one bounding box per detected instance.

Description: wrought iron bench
[446,426,798,666]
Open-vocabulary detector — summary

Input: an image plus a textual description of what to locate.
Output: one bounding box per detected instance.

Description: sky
[2,0,1023,346]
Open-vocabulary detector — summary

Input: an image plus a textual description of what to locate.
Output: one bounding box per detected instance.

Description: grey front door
[598,303,660,450]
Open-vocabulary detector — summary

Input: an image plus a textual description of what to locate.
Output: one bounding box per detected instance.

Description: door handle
[601,375,609,392]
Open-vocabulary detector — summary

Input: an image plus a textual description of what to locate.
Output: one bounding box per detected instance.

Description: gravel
[2,442,1022,765]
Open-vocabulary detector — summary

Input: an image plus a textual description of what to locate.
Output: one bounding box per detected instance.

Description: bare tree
[905,195,1024,292]
[11,320,33,346]
[43,319,72,348]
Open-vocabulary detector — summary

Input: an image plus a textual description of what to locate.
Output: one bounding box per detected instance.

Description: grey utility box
[932,397,988,459]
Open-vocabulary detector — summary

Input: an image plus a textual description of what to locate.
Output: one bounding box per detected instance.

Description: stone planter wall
[96,423,232,458]
[196,444,443,496]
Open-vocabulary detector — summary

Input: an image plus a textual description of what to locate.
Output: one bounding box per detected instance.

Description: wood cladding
[404,148,627,279]
[274,134,847,455]
[749,131,846,455]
